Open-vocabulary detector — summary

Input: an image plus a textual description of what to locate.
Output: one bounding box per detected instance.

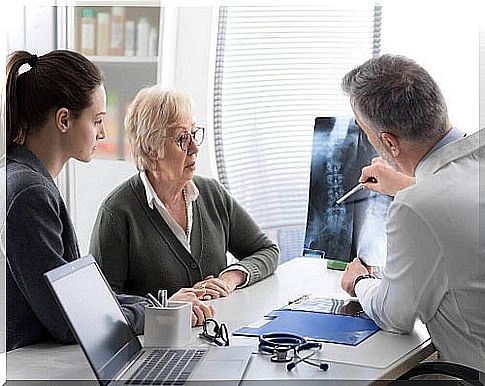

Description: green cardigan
[89,174,279,297]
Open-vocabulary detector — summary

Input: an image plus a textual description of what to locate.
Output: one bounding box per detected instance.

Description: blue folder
[233,309,380,346]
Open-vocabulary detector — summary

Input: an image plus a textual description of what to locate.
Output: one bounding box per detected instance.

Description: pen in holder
[144,301,192,347]
[158,289,168,307]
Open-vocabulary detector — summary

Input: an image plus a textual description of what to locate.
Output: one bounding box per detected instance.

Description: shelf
[87,55,158,63]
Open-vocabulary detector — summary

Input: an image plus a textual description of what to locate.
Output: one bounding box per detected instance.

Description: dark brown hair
[6,50,103,150]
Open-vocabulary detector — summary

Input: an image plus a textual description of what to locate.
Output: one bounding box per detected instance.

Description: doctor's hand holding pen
[169,288,216,326]
[360,157,416,196]
[341,258,374,297]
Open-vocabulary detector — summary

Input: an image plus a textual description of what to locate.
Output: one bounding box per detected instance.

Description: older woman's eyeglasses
[164,127,205,152]
[199,318,230,347]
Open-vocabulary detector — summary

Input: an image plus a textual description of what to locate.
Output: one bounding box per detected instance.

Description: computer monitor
[303,116,392,267]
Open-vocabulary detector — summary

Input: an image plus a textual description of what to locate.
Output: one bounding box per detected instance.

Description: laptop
[44,255,253,385]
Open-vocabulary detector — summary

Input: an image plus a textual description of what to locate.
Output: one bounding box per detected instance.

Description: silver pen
[146,293,163,308]
[158,289,168,308]
[336,177,377,205]
[288,294,310,305]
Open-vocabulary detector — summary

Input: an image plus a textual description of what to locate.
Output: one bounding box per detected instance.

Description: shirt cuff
[355,276,380,298]
[219,265,250,288]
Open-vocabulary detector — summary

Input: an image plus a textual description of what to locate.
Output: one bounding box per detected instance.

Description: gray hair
[124,86,192,171]
[341,54,449,142]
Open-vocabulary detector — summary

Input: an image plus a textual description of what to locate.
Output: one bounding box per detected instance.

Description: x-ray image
[303,117,392,266]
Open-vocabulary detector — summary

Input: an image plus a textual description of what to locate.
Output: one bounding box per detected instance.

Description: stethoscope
[258,332,329,371]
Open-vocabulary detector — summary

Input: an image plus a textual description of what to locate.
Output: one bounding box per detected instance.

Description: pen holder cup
[144,301,192,347]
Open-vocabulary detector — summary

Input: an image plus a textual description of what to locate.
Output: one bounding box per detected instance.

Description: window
[213,4,382,262]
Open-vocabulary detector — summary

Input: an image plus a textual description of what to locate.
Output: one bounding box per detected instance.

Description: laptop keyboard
[125,348,207,385]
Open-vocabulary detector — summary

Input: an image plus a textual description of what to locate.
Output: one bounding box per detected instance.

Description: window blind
[214,4,382,262]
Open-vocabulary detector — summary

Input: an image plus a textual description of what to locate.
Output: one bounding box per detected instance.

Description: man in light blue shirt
[339,54,484,372]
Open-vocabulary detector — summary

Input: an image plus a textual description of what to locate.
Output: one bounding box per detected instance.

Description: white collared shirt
[139,171,199,252]
[354,130,485,370]
[414,127,465,178]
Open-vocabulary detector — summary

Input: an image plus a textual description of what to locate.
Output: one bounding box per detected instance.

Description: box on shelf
[80,8,95,55]
[96,11,110,56]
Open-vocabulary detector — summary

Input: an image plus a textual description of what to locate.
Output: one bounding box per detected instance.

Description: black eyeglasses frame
[199,318,230,347]
[162,126,205,152]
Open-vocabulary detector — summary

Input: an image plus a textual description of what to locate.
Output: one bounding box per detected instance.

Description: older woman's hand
[360,157,415,196]
[193,274,238,300]
[169,288,216,326]
[218,270,246,292]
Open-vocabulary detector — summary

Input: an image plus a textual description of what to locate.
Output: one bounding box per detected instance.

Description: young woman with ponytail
[3,50,213,351]
[4,50,122,351]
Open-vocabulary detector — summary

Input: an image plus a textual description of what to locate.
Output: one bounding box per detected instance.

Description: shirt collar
[414,127,465,177]
[184,179,199,202]
[139,171,199,209]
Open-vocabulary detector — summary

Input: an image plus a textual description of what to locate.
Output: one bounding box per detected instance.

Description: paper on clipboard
[233,296,380,346]
[282,296,370,319]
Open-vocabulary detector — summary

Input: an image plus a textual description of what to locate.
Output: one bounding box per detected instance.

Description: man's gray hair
[341,54,449,142]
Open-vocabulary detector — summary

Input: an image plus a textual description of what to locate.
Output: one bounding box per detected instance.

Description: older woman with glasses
[90,86,279,318]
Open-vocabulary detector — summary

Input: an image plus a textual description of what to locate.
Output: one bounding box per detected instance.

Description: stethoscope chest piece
[270,345,292,363]
[258,332,329,371]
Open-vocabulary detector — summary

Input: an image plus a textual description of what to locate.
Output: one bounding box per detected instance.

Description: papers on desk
[284,296,370,319]
[233,297,380,346]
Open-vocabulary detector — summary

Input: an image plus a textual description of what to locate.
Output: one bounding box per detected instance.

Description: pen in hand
[335,177,377,205]
[288,294,310,305]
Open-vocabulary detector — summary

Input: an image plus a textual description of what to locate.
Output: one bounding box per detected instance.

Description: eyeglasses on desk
[199,318,230,347]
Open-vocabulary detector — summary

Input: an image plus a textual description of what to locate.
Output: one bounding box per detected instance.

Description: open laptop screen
[303,116,392,266]
[44,256,142,384]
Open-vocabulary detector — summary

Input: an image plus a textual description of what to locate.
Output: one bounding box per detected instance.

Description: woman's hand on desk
[218,270,246,292]
[193,275,231,299]
[193,270,246,300]
[170,288,216,326]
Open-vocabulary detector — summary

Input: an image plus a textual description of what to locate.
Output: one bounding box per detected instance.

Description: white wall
[381,0,480,134]
[73,159,136,255]
[5,5,25,53]
[172,7,218,179]
[5,5,55,55]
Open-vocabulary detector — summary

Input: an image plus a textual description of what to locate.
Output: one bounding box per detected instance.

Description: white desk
[7,258,434,385]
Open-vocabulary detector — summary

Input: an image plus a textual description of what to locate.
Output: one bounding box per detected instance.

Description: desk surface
[7,258,434,384]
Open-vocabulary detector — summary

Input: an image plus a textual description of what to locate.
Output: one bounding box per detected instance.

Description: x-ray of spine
[351,128,392,266]
[303,116,392,266]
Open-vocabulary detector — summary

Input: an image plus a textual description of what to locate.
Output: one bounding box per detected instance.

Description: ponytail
[5,49,103,152]
[6,51,32,150]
